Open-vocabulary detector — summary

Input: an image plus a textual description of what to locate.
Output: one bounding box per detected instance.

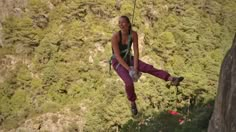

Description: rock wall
[0,0,27,21]
[6,108,85,132]
[0,0,28,47]
[208,33,236,132]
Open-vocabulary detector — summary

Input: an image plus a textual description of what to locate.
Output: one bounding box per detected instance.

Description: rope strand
[131,0,137,25]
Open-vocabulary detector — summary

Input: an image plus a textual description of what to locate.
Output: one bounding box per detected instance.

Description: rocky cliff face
[0,0,27,21]
[208,33,236,132]
[0,0,28,47]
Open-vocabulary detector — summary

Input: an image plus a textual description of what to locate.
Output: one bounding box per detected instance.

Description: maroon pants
[112,57,170,102]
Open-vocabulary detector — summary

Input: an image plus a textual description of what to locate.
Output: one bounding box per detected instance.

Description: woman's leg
[130,58,184,85]
[112,58,137,102]
[137,59,171,81]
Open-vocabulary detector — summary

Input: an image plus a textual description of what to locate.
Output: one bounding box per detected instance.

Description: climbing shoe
[170,76,184,86]
[131,102,138,116]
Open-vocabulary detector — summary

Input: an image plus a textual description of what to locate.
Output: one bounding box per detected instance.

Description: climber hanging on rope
[110,15,184,116]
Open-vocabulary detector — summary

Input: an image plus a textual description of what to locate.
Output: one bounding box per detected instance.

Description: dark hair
[120,15,132,33]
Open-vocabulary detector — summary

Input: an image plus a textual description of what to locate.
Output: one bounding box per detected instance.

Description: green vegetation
[0,0,236,131]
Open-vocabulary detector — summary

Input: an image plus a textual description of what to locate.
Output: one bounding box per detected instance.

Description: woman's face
[118,17,130,32]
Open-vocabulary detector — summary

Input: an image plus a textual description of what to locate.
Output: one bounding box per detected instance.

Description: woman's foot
[166,76,184,88]
[170,76,184,86]
[131,102,138,116]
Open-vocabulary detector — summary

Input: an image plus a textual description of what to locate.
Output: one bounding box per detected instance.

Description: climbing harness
[109,32,132,74]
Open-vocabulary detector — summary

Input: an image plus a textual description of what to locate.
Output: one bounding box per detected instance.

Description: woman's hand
[129,66,142,82]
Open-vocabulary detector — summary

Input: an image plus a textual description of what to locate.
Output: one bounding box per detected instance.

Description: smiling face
[118,16,131,33]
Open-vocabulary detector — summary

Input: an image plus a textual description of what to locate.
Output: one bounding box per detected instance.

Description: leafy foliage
[0,0,236,131]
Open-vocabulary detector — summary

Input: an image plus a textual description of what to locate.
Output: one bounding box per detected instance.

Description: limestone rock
[0,0,27,22]
[0,0,27,47]
[9,108,85,132]
[208,33,236,132]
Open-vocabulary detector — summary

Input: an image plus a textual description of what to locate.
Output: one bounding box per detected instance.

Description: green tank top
[112,31,133,58]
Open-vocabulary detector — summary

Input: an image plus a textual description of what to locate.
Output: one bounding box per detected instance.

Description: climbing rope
[131,0,137,25]
[109,0,137,74]
[120,0,137,70]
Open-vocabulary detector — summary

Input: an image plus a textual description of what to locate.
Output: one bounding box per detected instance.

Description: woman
[111,16,184,116]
